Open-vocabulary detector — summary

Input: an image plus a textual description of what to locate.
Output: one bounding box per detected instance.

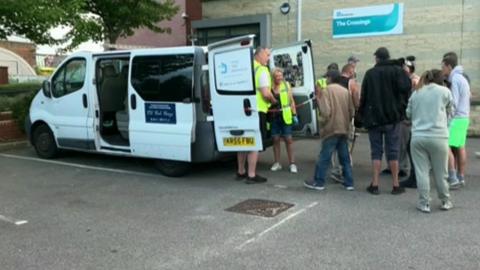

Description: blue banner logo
[145,103,176,124]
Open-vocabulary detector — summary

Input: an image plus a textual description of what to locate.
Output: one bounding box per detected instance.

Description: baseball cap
[374,47,390,61]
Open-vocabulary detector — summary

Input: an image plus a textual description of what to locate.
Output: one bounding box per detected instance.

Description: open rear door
[208,35,262,152]
[271,40,318,136]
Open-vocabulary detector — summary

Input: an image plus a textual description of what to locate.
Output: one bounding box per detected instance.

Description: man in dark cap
[358,47,412,195]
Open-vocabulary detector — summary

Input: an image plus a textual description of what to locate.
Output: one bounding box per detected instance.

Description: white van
[26,35,318,177]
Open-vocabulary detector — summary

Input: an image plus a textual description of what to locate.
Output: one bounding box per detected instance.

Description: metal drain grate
[225,199,294,218]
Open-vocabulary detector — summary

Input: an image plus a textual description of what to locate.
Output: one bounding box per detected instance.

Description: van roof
[71,46,205,57]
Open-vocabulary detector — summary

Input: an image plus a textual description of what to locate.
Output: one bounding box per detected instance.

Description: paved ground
[0,135,479,270]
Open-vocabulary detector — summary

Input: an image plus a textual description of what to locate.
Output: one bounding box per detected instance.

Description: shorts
[368,123,401,161]
[271,117,293,137]
[449,118,469,148]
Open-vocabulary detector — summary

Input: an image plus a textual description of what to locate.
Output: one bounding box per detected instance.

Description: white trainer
[416,204,431,213]
[270,162,282,171]
[289,164,298,173]
[440,201,453,211]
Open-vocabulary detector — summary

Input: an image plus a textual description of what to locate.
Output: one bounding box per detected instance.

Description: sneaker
[344,185,354,191]
[366,184,379,195]
[330,172,344,184]
[235,172,247,181]
[457,175,466,186]
[449,178,461,190]
[417,203,431,213]
[245,174,267,184]
[440,201,453,211]
[391,186,405,195]
[270,162,282,171]
[289,164,298,173]
[303,180,325,191]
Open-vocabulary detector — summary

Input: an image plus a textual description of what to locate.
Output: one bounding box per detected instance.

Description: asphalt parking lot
[1,135,479,270]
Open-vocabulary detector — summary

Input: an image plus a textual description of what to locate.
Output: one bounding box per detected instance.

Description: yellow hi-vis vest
[316,78,327,89]
[277,81,293,125]
[254,60,271,113]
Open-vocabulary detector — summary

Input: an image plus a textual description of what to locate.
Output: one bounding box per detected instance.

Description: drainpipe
[297,0,302,41]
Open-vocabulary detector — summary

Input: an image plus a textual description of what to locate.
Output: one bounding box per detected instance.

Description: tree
[0,0,179,49]
[69,0,180,47]
[0,0,82,44]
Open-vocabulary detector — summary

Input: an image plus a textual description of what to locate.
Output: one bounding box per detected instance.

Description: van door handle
[243,98,252,116]
[130,94,137,110]
[230,130,245,136]
[82,94,88,108]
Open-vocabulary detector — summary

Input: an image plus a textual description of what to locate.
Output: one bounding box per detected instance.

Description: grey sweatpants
[399,121,411,172]
[411,136,450,206]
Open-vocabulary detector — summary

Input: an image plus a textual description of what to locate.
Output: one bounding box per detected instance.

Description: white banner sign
[333,3,404,39]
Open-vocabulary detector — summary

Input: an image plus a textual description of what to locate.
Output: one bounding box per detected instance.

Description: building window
[131,55,194,102]
[196,24,260,47]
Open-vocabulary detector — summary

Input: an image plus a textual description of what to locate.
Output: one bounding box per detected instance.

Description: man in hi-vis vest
[236,47,277,184]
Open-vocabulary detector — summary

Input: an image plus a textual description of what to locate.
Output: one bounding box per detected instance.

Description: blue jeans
[314,135,353,187]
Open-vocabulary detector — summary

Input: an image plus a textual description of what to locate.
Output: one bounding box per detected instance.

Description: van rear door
[208,35,262,152]
[270,41,318,136]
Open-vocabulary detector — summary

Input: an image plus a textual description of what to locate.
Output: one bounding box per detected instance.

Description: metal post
[296,0,302,41]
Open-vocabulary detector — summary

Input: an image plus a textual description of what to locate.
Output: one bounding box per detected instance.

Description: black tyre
[154,159,191,177]
[33,124,58,159]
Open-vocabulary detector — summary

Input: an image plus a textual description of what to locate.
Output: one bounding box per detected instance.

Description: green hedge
[10,90,38,132]
[0,82,42,96]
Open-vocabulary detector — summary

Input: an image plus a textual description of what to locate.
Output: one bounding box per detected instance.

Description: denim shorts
[271,117,293,137]
[368,123,401,161]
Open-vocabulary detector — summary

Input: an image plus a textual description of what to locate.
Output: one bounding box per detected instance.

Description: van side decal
[145,103,176,124]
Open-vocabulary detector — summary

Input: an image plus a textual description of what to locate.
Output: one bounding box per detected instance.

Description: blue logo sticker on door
[145,103,176,124]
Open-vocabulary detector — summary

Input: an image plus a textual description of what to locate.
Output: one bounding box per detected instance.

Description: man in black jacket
[359,47,411,195]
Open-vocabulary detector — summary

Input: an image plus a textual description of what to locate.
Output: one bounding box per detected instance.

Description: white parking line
[0,153,161,178]
[236,201,318,250]
[0,214,28,226]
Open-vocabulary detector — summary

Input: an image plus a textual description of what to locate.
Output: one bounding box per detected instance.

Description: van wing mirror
[42,80,52,98]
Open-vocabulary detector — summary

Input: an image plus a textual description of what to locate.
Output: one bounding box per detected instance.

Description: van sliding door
[128,49,195,161]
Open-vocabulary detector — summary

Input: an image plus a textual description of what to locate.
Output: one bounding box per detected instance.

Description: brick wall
[0,113,24,142]
[0,41,36,67]
[202,0,480,134]
[117,0,202,47]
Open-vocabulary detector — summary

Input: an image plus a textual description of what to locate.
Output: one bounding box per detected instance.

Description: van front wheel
[33,124,58,159]
[154,159,191,177]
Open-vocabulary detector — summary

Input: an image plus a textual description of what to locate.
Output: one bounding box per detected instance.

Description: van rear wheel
[154,159,191,177]
[33,124,58,159]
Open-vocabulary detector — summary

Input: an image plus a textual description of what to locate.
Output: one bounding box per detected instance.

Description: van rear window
[131,54,194,102]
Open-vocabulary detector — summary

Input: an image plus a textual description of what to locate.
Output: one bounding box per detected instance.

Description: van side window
[52,58,86,98]
[131,54,194,102]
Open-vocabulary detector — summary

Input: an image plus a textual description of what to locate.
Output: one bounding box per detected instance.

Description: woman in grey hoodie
[406,69,454,213]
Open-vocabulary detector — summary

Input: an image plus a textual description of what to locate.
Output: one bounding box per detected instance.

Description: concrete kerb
[0,140,29,152]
